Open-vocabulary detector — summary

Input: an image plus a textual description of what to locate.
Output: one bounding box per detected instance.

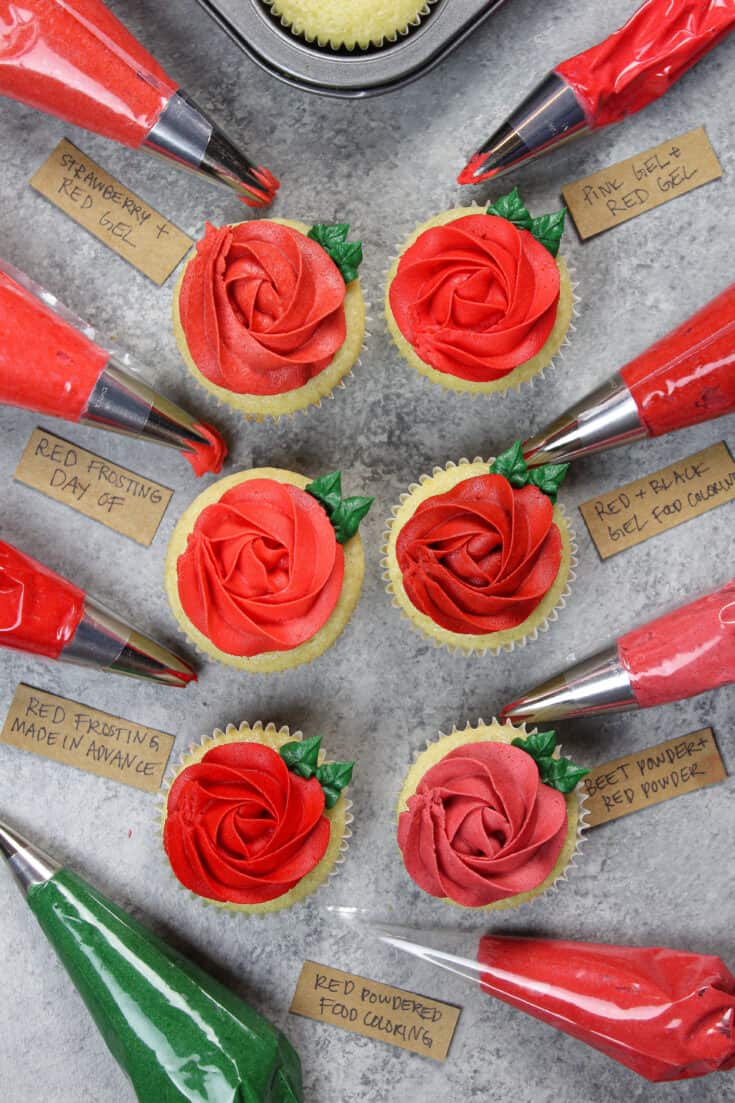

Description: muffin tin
[194,0,508,97]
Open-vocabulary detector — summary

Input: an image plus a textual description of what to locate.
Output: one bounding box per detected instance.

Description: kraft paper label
[30,138,193,285]
[15,428,173,546]
[562,127,722,239]
[583,728,726,827]
[579,442,735,560]
[289,961,461,1061]
[1,685,175,794]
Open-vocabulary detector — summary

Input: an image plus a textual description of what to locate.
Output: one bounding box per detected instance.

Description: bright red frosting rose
[397,741,568,907]
[389,214,560,382]
[179,221,347,395]
[396,474,562,634]
[176,479,344,656]
[164,741,330,904]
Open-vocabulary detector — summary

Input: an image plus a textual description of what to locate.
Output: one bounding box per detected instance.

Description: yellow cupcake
[397,719,586,912]
[173,218,366,419]
[386,205,575,396]
[383,458,575,654]
[161,722,352,915]
[166,467,368,672]
[264,0,434,50]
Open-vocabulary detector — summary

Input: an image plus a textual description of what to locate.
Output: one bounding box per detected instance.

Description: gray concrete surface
[0,1,733,1100]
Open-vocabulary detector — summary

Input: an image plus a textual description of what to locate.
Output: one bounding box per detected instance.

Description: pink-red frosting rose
[177,479,344,656]
[396,474,562,634]
[164,741,330,904]
[178,221,347,395]
[389,213,560,382]
[398,741,569,907]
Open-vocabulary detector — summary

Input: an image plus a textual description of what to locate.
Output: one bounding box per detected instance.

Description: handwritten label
[0,685,175,793]
[562,127,722,239]
[30,139,193,285]
[583,728,726,827]
[579,442,735,560]
[15,428,173,546]
[289,961,460,1061]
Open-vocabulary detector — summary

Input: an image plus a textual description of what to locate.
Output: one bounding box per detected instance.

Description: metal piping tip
[0,819,61,896]
[83,360,226,473]
[143,90,279,208]
[61,597,196,688]
[522,373,647,467]
[501,644,639,724]
[458,71,589,185]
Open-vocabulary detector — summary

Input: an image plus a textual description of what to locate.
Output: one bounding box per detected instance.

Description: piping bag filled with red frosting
[503,577,735,723]
[0,0,278,206]
[459,0,735,185]
[366,924,735,1083]
[0,259,226,477]
[521,282,735,467]
[0,539,196,686]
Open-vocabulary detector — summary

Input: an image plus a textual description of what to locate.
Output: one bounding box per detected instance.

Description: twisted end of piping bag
[1,814,303,1103]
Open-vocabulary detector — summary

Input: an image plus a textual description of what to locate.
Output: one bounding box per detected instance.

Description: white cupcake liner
[384,204,581,399]
[395,717,589,913]
[262,0,436,50]
[157,721,353,917]
[382,457,578,655]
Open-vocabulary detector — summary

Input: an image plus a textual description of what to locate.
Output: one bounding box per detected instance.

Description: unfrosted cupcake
[397,720,587,911]
[263,0,434,50]
[162,722,353,914]
[166,467,372,672]
[173,219,365,418]
[384,442,575,654]
[386,189,573,395]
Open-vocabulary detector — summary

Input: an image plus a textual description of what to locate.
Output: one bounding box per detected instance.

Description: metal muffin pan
[194,0,508,97]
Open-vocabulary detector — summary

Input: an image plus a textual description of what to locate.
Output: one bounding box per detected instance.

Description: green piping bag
[0,817,302,1103]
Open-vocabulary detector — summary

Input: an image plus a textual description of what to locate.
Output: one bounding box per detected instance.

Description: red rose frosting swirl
[164,741,330,904]
[398,741,569,907]
[389,214,560,382]
[177,479,344,656]
[396,474,562,634]
[179,221,347,395]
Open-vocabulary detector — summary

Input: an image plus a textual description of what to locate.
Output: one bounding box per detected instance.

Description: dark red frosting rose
[389,213,560,382]
[177,478,344,656]
[396,474,562,634]
[397,741,568,907]
[179,221,346,395]
[164,741,330,904]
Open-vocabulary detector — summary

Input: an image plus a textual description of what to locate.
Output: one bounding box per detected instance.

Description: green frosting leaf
[489,440,568,503]
[307,223,363,284]
[280,735,321,779]
[527,463,570,505]
[486,187,532,231]
[315,761,354,809]
[486,188,566,257]
[306,470,374,544]
[511,730,589,794]
[530,209,567,258]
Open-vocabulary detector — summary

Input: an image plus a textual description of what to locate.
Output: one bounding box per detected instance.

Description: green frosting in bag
[27,870,302,1103]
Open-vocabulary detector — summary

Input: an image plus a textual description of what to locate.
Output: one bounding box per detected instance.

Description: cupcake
[384,442,575,654]
[173,219,365,418]
[397,720,587,911]
[162,722,353,914]
[166,467,372,672]
[263,0,434,50]
[386,189,574,395]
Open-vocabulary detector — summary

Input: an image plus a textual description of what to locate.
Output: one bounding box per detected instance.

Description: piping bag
[0,816,302,1102]
[0,259,226,477]
[521,281,735,466]
[459,0,735,185]
[0,0,278,207]
[502,577,735,723]
[347,917,735,1083]
[0,540,196,687]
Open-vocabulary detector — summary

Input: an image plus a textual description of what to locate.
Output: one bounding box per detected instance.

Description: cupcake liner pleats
[263,0,437,51]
